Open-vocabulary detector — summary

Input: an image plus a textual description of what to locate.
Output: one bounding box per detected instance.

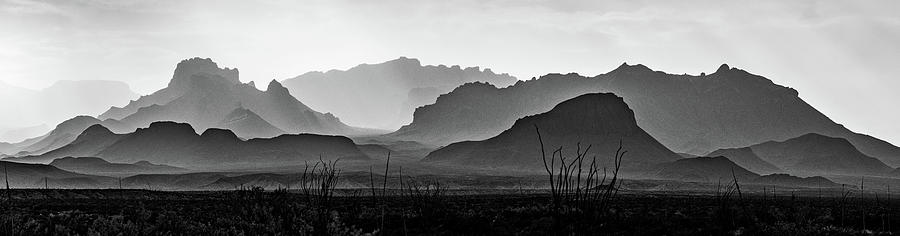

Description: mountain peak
[265,79,292,97]
[388,56,422,66]
[144,121,197,134]
[422,92,680,169]
[79,124,113,137]
[715,64,731,74]
[266,79,285,90]
[609,62,653,74]
[200,128,240,140]
[169,57,239,89]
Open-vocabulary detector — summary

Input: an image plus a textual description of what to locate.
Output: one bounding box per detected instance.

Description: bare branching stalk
[297,156,342,235]
[535,125,627,227]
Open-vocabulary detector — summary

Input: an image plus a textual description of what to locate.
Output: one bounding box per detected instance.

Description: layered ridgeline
[0,80,138,143]
[391,63,900,167]
[707,147,782,175]
[49,157,185,176]
[650,156,838,187]
[98,58,363,138]
[7,116,132,157]
[282,57,517,130]
[10,122,369,168]
[0,161,114,188]
[729,133,894,177]
[423,93,681,170]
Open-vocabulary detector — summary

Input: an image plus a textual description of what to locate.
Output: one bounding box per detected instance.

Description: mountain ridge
[390,63,900,167]
[422,93,681,170]
[282,57,518,130]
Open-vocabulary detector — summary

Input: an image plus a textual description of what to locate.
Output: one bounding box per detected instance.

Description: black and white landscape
[1,0,899,235]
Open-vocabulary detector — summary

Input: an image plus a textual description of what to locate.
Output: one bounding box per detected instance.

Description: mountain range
[423,93,681,170]
[282,57,517,130]
[49,156,186,176]
[10,122,369,168]
[736,133,894,176]
[8,116,132,157]
[707,147,782,175]
[0,161,114,188]
[98,57,365,138]
[390,63,900,167]
[650,156,838,187]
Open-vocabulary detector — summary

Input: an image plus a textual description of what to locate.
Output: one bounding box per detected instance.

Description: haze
[0,0,897,145]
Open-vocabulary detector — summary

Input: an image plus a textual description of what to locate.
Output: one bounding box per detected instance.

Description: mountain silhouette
[14,121,369,168]
[752,174,837,188]
[0,80,138,142]
[9,124,126,163]
[390,63,900,167]
[282,57,517,130]
[745,133,893,176]
[98,58,362,137]
[10,116,131,157]
[0,161,114,188]
[652,156,760,183]
[707,147,782,175]
[221,107,286,138]
[49,156,185,176]
[422,93,681,170]
[122,172,228,191]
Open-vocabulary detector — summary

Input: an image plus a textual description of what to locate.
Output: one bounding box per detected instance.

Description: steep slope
[652,156,761,183]
[88,122,369,168]
[282,57,517,130]
[422,93,681,171]
[10,124,125,163]
[221,107,286,139]
[0,80,138,141]
[707,147,781,175]
[99,57,360,137]
[49,157,185,176]
[390,63,900,167]
[747,133,893,176]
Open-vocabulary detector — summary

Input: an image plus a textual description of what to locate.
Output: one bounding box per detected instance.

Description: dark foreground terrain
[1,189,898,235]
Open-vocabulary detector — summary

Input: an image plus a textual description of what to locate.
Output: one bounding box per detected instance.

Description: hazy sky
[1,0,898,145]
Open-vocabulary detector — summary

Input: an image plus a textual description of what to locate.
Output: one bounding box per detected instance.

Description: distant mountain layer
[650,156,839,187]
[423,93,681,170]
[745,133,893,176]
[0,161,114,188]
[10,116,131,157]
[652,156,760,183]
[49,156,185,176]
[390,63,900,167]
[752,174,838,188]
[0,80,138,142]
[10,122,370,168]
[708,147,781,175]
[98,57,363,138]
[283,57,517,130]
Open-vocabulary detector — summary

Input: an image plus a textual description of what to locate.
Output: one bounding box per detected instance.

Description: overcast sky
[1,0,898,145]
